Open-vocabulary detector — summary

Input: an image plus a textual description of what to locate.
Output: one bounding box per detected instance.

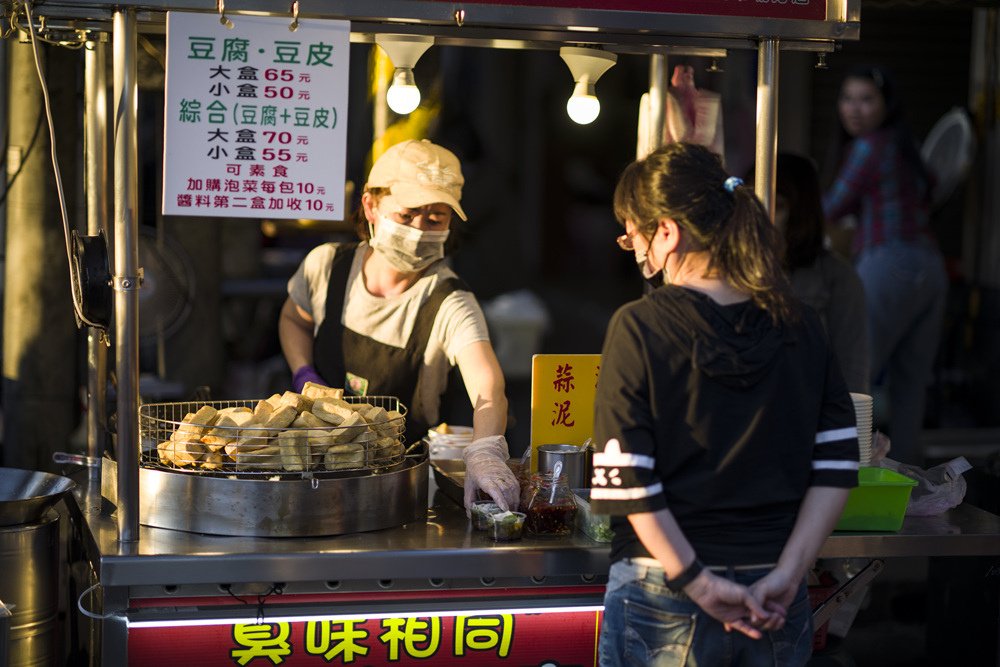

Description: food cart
[16,1,1000,665]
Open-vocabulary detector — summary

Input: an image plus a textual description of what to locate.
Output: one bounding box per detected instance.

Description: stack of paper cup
[850,393,874,465]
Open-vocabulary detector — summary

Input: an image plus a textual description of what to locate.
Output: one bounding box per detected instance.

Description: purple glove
[292,365,327,393]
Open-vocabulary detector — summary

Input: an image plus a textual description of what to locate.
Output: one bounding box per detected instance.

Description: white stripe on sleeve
[594,438,656,470]
[812,460,860,471]
[593,452,656,469]
[815,426,858,444]
[590,482,664,501]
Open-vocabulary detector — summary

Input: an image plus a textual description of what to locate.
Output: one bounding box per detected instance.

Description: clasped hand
[684,568,798,639]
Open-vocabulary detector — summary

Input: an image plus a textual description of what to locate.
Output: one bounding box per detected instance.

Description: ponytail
[714,186,796,324]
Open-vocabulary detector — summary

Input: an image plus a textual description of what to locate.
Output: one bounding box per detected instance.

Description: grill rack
[139,396,407,478]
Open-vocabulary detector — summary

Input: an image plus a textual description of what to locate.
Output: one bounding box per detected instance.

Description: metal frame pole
[645,53,669,155]
[0,38,8,270]
[113,9,140,544]
[754,37,779,221]
[85,38,109,485]
[0,598,10,667]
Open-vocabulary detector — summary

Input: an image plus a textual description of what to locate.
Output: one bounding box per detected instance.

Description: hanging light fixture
[559,46,617,125]
[375,34,434,115]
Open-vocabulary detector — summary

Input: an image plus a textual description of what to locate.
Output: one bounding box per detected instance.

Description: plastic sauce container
[470,500,502,530]
[487,511,525,541]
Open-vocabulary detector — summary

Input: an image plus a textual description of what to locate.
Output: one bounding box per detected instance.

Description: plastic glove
[462,435,520,513]
[292,365,327,393]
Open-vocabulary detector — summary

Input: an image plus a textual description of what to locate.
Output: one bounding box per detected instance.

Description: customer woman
[776,152,869,394]
[592,143,859,666]
[823,65,947,464]
[279,139,519,511]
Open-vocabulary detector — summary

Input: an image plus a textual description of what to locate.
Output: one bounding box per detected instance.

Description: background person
[279,139,519,511]
[823,65,947,464]
[593,143,859,666]
[775,152,869,394]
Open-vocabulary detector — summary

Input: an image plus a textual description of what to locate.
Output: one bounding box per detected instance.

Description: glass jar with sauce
[525,474,577,536]
[519,472,541,513]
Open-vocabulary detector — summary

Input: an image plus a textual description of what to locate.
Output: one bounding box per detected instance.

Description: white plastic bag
[879,456,973,516]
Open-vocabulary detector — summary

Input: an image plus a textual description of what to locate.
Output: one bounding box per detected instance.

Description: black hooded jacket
[590,286,858,566]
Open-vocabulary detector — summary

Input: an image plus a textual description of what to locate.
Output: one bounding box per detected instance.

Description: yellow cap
[366,140,467,220]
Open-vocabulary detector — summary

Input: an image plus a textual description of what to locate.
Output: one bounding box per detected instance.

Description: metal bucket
[0,510,60,667]
[537,444,591,489]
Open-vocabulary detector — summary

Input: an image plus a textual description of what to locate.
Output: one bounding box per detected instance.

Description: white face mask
[369,210,450,273]
[635,235,668,286]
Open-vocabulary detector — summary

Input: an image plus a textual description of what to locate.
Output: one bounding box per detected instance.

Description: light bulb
[567,94,600,124]
[386,68,421,115]
[387,83,421,115]
[559,48,616,125]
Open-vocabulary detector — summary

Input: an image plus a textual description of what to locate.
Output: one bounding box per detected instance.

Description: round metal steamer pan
[114,454,429,537]
[132,397,427,537]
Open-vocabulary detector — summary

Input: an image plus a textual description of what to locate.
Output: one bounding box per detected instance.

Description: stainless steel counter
[820,503,1000,558]
[67,472,610,589]
[66,471,1000,590]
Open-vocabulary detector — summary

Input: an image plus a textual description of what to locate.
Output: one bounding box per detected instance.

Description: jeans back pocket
[622,598,697,666]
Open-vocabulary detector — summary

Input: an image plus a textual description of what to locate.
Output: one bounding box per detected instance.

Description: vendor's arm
[456,340,508,439]
[279,297,316,375]
[457,340,519,511]
[279,297,330,391]
[280,243,337,390]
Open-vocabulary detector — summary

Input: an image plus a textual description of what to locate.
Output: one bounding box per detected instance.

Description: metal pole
[113,9,140,544]
[0,598,10,667]
[85,38,109,485]
[645,53,669,156]
[754,38,780,221]
[373,47,389,143]
[0,40,8,280]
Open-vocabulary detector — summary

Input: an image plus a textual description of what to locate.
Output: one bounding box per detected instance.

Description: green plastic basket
[834,467,918,532]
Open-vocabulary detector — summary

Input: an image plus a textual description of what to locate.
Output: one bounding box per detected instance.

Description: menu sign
[162,12,350,220]
[530,354,601,470]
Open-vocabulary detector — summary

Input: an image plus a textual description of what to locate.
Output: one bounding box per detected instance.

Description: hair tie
[723,176,743,193]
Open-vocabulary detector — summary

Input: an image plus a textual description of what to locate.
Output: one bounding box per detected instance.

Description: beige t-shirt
[287,242,490,424]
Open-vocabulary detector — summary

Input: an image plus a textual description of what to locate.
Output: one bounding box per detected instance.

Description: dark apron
[313,244,468,443]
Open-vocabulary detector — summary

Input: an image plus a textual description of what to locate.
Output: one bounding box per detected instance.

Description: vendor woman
[279,139,519,511]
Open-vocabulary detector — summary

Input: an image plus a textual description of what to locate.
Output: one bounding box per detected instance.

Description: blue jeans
[599,559,813,667]
[856,239,947,464]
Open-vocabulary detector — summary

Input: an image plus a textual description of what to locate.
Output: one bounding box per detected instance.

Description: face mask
[635,241,665,288]
[369,211,450,273]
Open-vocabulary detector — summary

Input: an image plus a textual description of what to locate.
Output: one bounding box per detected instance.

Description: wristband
[663,558,704,592]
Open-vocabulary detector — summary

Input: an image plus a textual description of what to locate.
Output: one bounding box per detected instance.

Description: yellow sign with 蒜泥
[529,354,601,471]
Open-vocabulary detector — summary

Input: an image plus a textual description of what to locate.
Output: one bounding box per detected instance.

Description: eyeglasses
[617,231,637,251]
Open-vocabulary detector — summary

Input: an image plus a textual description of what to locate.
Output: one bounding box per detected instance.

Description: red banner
[429,0,827,21]
[129,608,603,666]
